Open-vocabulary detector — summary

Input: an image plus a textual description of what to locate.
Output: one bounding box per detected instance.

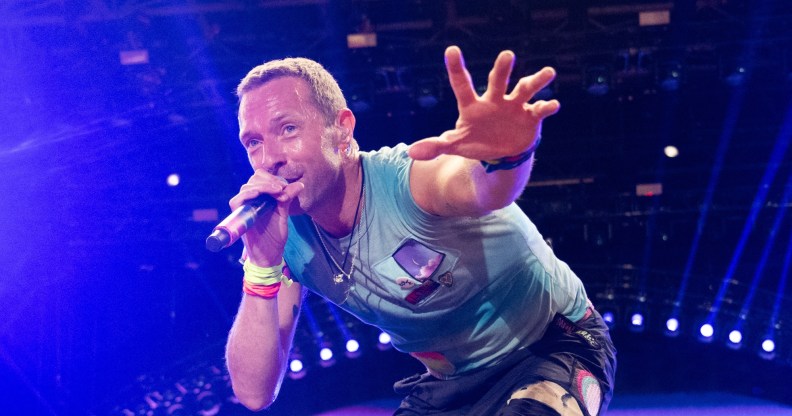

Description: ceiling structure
[1,0,792,414]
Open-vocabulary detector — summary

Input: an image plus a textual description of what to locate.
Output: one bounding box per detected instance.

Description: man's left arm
[409,46,559,218]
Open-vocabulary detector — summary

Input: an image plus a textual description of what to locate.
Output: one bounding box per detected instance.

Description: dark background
[1,0,791,414]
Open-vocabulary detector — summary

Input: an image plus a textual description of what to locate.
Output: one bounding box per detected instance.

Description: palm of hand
[409,46,559,161]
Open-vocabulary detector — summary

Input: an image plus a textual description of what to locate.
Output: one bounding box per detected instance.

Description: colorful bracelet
[241,258,293,300]
[479,136,541,173]
[243,257,283,285]
[242,279,282,299]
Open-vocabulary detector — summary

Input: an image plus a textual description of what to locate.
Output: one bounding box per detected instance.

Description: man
[224,45,616,415]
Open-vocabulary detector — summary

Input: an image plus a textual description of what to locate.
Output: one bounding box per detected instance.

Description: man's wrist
[479,136,541,173]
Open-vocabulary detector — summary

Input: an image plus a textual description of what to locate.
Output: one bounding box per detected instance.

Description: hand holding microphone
[206,174,302,255]
[206,193,277,252]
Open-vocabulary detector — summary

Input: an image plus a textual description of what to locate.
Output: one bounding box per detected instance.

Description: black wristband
[479,136,541,173]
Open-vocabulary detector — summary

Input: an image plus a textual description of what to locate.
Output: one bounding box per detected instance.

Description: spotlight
[699,323,714,341]
[629,312,645,333]
[287,355,306,380]
[760,338,776,360]
[320,347,334,362]
[762,338,775,353]
[289,359,304,373]
[344,338,362,359]
[377,331,392,351]
[167,173,180,187]
[664,145,679,158]
[728,329,742,348]
[346,339,360,353]
[665,318,679,333]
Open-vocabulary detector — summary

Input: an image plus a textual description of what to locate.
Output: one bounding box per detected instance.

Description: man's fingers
[445,46,478,107]
[510,67,556,103]
[408,136,453,160]
[531,99,561,119]
[277,182,304,202]
[485,50,515,99]
[230,178,286,209]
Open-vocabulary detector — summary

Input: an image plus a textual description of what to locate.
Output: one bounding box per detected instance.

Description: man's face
[238,76,343,214]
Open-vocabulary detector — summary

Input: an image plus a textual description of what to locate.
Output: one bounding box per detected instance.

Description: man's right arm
[225,271,304,411]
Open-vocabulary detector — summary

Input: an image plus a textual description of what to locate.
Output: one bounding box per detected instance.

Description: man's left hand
[408,46,559,161]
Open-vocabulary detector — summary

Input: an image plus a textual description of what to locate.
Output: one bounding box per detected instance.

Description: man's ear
[337,108,356,141]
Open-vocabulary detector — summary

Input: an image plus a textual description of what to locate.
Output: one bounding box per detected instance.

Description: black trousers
[393,309,617,416]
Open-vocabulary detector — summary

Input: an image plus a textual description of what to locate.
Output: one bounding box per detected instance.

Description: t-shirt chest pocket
[371,238,462,310]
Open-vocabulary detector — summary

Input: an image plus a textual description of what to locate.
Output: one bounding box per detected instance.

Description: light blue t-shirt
[284,144,588,378]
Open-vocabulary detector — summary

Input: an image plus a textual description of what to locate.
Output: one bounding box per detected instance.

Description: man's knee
[504,380,583,416]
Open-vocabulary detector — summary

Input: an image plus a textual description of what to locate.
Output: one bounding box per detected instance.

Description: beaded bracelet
[479,136,542,173]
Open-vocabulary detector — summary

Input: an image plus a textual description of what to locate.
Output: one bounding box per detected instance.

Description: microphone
[205,193,277,252]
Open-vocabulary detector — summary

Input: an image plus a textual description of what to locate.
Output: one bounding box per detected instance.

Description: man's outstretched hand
[408,46,560,162]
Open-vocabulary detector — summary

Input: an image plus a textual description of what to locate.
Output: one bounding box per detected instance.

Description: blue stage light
[762,339,775,353]
[346,339,360,354]
[700,323,714,338]
[631,313,644,327]
[602,311,615,328]
[289,359,304,373]
[320,347,333,362]
[666,318,679,332]
[728,330,742,344]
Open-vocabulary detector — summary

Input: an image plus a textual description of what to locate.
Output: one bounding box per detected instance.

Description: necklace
[312,163,365,284]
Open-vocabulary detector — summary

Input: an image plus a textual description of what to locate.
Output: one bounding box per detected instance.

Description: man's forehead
[239,77,312,113]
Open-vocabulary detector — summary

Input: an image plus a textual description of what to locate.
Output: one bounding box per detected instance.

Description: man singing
[224,45,616,415]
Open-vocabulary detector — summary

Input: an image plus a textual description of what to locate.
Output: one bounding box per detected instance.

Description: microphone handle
[205,194,277,252]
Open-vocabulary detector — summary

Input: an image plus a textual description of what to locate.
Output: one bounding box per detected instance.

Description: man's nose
[258,140,286,174]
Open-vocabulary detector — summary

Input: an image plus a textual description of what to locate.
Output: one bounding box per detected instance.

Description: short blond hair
[237,57,347,125]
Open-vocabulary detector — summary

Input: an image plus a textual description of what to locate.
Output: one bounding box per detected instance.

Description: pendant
[333,273,345,284]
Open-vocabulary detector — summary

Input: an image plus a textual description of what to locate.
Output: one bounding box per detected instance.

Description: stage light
[602,311,616,328]
[761,339,775,353]
[167,173,180,187]
[289,359,304,373]
[346,339,360,354]
[287,353,307,380]
[664,145,679,158]
[320,347,333,362]
[728,329,742,345]
[699,323,714,339]
[629,312,645,333]
[377,331,393,351]
[665,318,679,333]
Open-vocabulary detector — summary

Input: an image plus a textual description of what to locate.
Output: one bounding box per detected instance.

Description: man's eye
[283,125,297,135]
[246,139,261,149]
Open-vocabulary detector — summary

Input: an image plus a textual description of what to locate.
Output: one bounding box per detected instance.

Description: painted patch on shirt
[392,239,444,282]
[405,280,440,304]
[575,367,602,416]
